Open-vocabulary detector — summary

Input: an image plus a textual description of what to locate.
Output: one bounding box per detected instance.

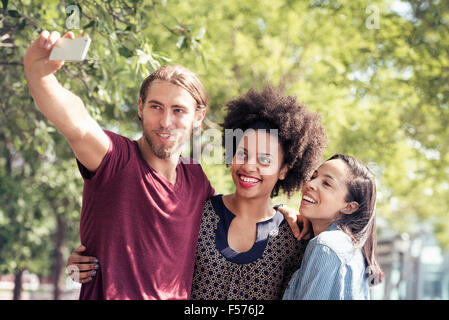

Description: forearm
[25,71,90,142]
[23,30,109,171]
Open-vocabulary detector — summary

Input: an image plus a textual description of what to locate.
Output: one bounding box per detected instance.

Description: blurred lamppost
[409,236,423,300]
[395,233,410,299]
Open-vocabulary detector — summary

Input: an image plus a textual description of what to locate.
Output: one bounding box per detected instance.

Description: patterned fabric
[191,195,307,300]
[282,222,370,300]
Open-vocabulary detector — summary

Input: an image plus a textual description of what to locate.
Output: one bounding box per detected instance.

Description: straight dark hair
[329,154,384,286]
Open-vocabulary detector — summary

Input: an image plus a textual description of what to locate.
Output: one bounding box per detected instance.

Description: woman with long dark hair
[283,154,383,300]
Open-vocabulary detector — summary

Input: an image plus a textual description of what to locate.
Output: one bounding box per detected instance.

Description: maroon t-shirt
[77,130,214,300]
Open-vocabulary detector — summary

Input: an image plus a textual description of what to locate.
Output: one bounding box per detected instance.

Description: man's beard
[143,129,184,159]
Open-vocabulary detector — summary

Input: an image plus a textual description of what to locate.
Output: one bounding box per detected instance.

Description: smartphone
[49,37,91,61]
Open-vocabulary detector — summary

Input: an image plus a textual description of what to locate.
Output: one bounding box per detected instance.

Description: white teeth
[239,175,260,183]
[303,195,316,204]
[157,134,170,138]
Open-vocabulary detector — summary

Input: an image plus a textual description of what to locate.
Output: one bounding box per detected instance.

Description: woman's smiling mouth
[238,174,261,188]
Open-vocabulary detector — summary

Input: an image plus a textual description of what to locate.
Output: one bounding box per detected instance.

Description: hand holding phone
[49,37,91,61]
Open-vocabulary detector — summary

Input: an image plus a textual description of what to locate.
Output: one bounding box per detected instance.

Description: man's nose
[159,110,173,128]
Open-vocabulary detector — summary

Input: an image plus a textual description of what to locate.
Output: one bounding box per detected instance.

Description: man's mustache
[152,129,181,135]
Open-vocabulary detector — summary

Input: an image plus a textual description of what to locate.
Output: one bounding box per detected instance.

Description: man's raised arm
[23,30,109,172]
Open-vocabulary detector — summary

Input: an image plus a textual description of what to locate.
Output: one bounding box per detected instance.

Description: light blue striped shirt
[282,223,370,300]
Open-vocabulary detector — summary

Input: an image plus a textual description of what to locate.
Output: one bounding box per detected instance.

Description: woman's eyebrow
[323,173,336,181]
[316,168,336,181]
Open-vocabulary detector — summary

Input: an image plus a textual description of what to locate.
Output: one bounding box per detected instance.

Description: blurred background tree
[0,0,447,299]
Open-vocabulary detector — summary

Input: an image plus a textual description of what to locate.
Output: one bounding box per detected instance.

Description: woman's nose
[241,156,258,172]
[305,179,318,191]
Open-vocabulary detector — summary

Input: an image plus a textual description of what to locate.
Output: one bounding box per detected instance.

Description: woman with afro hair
[190,86,328,300]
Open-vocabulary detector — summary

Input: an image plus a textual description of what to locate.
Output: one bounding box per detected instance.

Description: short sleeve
[204,178,215,199]
[288,244,343,300]
[76,130,132,185]
[195,163,214,200]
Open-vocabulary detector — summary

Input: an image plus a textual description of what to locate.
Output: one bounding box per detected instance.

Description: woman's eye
[236,151,246,158]
[258,157,271,165]
[324,181,331,187]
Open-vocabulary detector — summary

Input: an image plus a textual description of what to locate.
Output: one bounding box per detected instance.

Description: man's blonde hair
[139,65,208,112]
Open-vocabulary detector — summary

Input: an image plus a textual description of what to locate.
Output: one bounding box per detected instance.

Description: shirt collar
[326,222,340,231]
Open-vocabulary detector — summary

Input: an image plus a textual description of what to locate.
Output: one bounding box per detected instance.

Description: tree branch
[0,61,23,66]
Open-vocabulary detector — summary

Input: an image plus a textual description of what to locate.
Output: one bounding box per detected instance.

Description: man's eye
[324,181,331,187]
[150,105,161,110]
[174,109,185,113]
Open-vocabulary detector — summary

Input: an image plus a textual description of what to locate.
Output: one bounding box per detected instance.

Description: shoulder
[104,130,131,144]
[208,194,224,212]
[203,195,221,216]
[103,130,135,154]
[312,226,359,263]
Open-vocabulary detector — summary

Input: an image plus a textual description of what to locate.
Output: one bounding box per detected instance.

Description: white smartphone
[49,37,91,61]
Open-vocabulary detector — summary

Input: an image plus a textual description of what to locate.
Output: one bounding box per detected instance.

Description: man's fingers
[46,31,61,50]
[37,30,61,50]
[38,30,50,47]
[62,31,75,39]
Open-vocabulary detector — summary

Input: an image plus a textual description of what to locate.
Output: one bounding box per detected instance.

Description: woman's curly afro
[222,86,328,198]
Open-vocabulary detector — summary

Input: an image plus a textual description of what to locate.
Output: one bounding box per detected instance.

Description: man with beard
[24,30,214,299]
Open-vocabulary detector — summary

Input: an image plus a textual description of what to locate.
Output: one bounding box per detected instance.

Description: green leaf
[83,20,95,29]
[1,0,7,11]
[7,9,20,18]
[195,27,206,41]
[18,18,26,30]
[176,36,187,50]
[118,47,134,58]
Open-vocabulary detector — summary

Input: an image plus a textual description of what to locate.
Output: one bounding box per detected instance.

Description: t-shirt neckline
[133,140,183,191]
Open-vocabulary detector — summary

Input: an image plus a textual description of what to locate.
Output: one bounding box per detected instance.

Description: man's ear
[194,106,206,128]
[341,202,359,215]
[138,97,143,120]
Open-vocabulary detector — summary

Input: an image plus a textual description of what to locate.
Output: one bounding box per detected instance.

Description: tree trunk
[13,269,24,300]
[53,214,66,300]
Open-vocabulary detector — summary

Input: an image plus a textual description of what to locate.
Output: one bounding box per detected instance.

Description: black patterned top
[190,195,308,300]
